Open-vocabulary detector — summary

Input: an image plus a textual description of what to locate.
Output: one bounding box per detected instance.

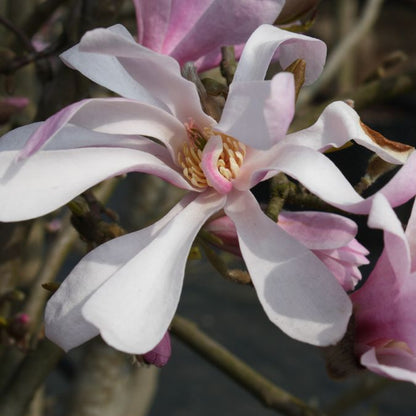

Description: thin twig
[22,213,77,333]
[299,0,385,106]
[22,0,71,38]
[171,315,325,416]
[23,178,120,336]
[0,14,36,52]
[292,61,416,132]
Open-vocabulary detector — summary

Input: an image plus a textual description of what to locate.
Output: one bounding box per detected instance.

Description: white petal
[0,124,193,221]
[219,73,295,150]
[234,24,326,85]
[45,193,197,351]
[82,191,225,354]
[368,194,410,281]
[21,98,187,159]
[218,80,273,149]
[61,25,165,109]
[225,190,352,346]
[286,101,413,164]
[62,25,212,126]
[236,144,363,207]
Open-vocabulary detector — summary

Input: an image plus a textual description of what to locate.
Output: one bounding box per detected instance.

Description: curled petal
[234,24,326,85]
[286,101,414,164]
[201,135,232,194]
[361,347,416,385]
[225,190,352,346]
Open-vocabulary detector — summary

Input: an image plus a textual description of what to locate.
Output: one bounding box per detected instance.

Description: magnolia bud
[142,332,172,368]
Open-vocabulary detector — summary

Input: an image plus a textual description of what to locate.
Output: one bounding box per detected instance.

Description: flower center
[177,122,246,190]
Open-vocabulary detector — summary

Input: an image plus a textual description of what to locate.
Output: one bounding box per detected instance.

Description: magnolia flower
[133,0,286,70]
[205,211,369,291]
[350,194,416,384]
[0,24,415,355]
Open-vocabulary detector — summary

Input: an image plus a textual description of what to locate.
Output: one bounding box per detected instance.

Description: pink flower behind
[351,194,416,385]
[205,210,369,291]
[133,0,287,71]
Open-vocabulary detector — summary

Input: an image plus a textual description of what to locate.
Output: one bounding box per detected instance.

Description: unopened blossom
[350,194,416,385]
[133,0,287,71]
[0,24,415,355]
[205,211,369,291]
[142,331,171,368]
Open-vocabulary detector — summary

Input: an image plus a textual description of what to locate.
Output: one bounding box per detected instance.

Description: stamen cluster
[177,123,246,189]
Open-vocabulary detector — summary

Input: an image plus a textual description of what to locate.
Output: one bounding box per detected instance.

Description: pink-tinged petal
[371,151,416,210]
[82,191,226,354]
[0,124,194,222]
[405,199,416,273]
[195,44,244,74]
[45,194,196,351]
[203,215,241,256]
[20,98,187,159]
[142,331,172,367]
[162,1,285,71]
[66,25,211,126]
[314,252,362,291]
[351,196,416,350]
[134,0,172,52]
[219,73,295,150]
[224,190,352,346]
[201,135,232,194]
[278,211,359,250]
[264,72,295,145]
[234,24,327,85]
[134,0,284,71]
[361,347,416,385]
[367,194,410,280]
[286,101,414,164]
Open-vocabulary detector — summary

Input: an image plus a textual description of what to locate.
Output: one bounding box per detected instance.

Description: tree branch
[171,315,325,416]
[299,0,385,106]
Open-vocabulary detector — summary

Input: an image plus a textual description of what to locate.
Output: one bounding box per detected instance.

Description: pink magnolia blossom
[133,0,287,71]
[0,24,415,355]
[350,194,416,384]
[206,211,369,291]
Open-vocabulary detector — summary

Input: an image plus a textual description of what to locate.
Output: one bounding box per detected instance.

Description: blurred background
[1,0,416,415]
